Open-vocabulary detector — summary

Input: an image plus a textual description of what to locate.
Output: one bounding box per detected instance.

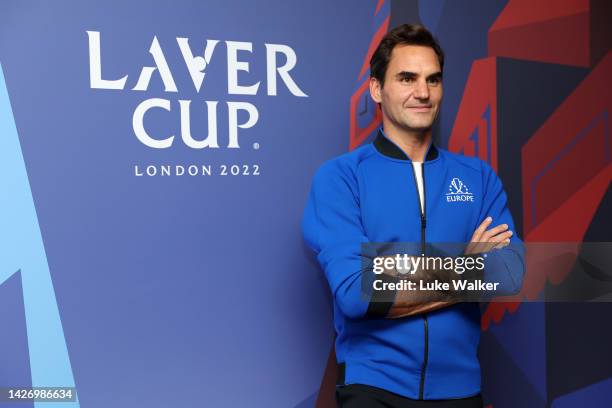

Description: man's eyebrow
[395,71,443,80]
[396,71,417,79]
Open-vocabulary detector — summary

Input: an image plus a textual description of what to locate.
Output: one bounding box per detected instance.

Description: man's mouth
[407,106,432,112]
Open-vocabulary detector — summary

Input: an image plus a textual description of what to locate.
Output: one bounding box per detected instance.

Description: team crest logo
[446,178,474,202]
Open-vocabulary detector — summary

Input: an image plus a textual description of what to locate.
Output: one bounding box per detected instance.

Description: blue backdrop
[2,1,610,407]
[0,1,375,407]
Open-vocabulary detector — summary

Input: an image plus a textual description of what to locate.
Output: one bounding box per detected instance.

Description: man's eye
[428,78,441,85]
[401,77,415,83]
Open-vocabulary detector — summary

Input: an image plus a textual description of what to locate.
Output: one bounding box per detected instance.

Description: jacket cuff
[365,272,399,318]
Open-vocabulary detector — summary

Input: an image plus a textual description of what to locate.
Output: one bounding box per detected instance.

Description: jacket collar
[373,128,439,162]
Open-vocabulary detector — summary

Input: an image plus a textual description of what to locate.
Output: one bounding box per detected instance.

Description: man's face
[370,45,443,134]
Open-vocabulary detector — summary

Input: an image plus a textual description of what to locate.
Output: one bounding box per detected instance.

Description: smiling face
[370,44,443,135]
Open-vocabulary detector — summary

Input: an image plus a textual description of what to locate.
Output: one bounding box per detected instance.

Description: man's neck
[382,123,432,162]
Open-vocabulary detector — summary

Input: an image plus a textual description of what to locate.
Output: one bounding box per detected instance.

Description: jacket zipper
[410,161,428,400]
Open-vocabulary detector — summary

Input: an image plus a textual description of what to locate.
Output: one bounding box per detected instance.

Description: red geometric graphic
[481,52,611,329]
[349,15,389,150]
[349,79,382,151]
[489,0,591,67]
[522,53,611,237]
[448,57,498,172]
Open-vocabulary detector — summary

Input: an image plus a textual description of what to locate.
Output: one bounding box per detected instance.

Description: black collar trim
[373,129,439,161]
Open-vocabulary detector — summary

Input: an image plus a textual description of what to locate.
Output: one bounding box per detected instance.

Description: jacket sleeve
[478,161,525,296]
[302,161,393,319]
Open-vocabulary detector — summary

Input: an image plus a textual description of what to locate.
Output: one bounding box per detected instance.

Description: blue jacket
[302,129,525,400]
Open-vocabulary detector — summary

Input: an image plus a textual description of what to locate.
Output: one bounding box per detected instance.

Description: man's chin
[400,116,434,129]
[402,122,434,133]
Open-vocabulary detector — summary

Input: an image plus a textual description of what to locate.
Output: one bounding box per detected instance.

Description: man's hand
[465,216,512,255]
[378,217,514,319]
[374,255,456,319]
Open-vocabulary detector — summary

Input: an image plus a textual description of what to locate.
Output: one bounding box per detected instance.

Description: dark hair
[370,24,444,87]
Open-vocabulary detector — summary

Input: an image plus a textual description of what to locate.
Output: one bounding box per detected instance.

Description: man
[302,24,525,407]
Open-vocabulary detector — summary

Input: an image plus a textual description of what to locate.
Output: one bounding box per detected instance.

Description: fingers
[489,230,513,244]
[466,216,514,255]
[494,238,511,249]
[471,216,492,242]
[481,223,509,241]
[469,241,494,255]
[483,229,512,251]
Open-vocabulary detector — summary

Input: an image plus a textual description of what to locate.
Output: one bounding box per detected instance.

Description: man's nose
[414,79,429,99]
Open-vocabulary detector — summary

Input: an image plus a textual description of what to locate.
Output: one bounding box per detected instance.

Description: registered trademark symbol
[253,142,260,150]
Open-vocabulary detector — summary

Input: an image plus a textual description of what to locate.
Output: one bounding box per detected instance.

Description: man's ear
[369,77,382,103]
